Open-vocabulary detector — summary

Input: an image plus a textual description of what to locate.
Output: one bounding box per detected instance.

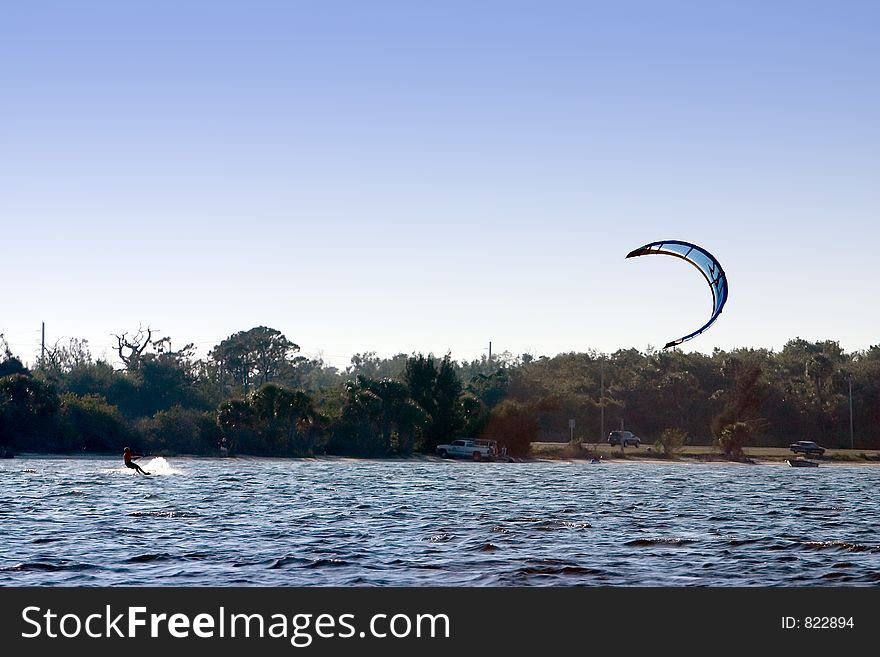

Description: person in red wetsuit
[123,447,149,475]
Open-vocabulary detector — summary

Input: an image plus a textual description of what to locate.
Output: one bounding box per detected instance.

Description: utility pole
[41,322,45,367]
[488,341,492,362]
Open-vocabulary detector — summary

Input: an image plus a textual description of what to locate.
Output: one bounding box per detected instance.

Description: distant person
[123,447,149,475]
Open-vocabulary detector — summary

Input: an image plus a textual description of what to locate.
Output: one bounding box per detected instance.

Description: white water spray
[140,457,183,476]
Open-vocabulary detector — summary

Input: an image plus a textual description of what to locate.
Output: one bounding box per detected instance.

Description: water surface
[2,456,878,586]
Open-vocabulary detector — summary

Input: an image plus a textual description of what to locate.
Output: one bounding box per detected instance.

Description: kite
[625,240,728,349]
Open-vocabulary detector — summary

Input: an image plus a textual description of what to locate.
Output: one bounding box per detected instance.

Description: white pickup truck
[436,439,495,461]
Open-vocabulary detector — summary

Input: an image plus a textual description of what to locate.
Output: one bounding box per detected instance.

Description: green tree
[211,326,300,394]
[717,422,752,459]
[0,374,61,450]
[135,346,211,416]
[367,377,425,454]
[0,335,28,378]
[250,384,327,455]
[216,398,257,455]
[655,427,687,457]
[59,393,130,452]
[330,376,426,456]
[432,355,463,444]
[346,352,409,380]
[139,406,221,455]
[216,384,326,456]
[467,369,509,410]
[62,360,139,417]
[458,393,488,438]
[404,354,463,451]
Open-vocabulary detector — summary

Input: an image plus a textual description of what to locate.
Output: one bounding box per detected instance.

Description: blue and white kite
[626,240,729,349]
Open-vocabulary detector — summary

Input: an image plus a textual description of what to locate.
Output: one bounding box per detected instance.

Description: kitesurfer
[123,447,149,475]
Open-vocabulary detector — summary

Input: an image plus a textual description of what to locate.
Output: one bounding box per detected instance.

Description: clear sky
[2,0,878,369]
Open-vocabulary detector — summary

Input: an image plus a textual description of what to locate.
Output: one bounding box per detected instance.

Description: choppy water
[1,456,879,586]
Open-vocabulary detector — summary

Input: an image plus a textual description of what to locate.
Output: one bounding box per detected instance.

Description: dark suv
[608,430,641,447]
[790,441,825,456]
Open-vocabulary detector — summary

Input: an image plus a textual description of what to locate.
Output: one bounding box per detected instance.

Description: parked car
[790,441,825,456]
[607,430,641,447]
[436,439,494,461]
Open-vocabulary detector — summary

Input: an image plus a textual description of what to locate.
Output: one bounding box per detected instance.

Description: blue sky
[2,0,878,368]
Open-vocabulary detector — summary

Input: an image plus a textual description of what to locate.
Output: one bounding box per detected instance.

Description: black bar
[1,587,876,655]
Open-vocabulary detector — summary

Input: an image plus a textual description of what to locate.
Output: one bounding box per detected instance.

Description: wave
[532,519,593,531]
[307,558,350,568]
[268,556,310,569]
[625,537,696,547]
[124,552,211,563]
[4,561,101,573]
[128,553,174,563]
[821,571,859,582]
[127,510,200,518]
[268,556,350,569]
[514,563,603,577]
[801,540,880,553]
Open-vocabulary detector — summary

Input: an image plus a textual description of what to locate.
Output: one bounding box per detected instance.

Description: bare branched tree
[114,325,154,371]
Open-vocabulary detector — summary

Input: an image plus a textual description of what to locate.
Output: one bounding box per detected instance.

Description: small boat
[786,458,819,468]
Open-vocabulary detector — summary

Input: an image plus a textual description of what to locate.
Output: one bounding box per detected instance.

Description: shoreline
[5,450,880,467]
[530,441,880,466]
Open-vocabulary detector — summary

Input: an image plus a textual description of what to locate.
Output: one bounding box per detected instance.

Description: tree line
[1,327,878,459]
